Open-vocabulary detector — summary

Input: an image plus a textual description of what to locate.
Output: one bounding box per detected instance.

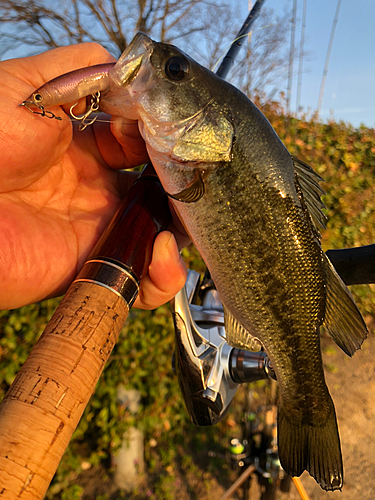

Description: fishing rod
[0,3,268,499]
[327,245,375,285]
[216,0,265,80]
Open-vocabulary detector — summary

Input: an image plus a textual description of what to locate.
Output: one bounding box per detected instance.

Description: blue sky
[2,0,373,128]
[243,0,375,127]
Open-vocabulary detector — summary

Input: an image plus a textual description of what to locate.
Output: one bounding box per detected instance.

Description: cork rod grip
[0,281,129,498]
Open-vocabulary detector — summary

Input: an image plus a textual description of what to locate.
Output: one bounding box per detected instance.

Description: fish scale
[167,138,336,467]
[179,160,324,357]
[172,154,331,424]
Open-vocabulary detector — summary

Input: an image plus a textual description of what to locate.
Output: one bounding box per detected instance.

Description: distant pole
[296,0,307,113]
[287,0,297,114]
[247,0,253,93]
[317,0,342,115]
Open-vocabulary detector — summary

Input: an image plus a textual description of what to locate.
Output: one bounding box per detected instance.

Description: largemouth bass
[100,33,367,491]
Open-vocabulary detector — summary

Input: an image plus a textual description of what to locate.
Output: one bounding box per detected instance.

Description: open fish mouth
[109,33,155,94]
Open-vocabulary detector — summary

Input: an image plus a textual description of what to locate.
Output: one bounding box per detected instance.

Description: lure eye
[165,56,189,81]
[33,93,43,103]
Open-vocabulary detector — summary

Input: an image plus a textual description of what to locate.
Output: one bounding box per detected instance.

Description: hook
[21,91,101,131]
[20,101,63,121]
[69,91,101,131]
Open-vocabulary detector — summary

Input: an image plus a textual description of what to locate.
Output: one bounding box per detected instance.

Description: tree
[0,0,227,58]
[190,4,293,98]
[0,0,292,99]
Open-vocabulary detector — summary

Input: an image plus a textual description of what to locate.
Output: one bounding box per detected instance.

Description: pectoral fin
[167,171,205,203]
[224,307,262,352]
[323,253,368,356]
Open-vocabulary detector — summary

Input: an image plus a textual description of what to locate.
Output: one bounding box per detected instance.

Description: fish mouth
[109,32,154,90]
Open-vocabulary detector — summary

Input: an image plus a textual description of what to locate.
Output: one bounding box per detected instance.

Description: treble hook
[69,91,101,131]
[20,101,63,121]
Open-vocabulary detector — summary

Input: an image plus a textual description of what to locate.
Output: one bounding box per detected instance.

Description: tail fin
[277,401,343,491]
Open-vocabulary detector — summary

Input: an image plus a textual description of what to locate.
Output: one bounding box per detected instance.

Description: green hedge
[261,104,375,317]
[1,109,374,498]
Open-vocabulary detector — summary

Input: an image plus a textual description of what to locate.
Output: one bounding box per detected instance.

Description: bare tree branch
[0,0,292,102]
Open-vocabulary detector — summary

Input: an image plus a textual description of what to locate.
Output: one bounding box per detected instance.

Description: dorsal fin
[293,156,327,231]
[323,253,368,356]
[223,306,262,352]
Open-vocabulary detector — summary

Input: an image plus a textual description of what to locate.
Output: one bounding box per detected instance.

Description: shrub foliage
[0,109,374,498]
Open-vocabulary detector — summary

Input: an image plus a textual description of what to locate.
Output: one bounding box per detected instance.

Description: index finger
[0,44,116,188]
[13,43,116,90]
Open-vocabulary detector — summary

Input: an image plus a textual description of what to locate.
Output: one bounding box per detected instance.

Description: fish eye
[164,56,189,81]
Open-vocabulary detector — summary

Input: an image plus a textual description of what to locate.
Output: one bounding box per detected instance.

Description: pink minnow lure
[24,62,115,107]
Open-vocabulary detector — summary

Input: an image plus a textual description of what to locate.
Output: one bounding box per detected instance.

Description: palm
[0,44,186,309]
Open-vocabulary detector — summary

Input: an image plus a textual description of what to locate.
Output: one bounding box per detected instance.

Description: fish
[98,32,368,491]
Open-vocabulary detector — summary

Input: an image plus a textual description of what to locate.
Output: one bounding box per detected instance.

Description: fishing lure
[21,62,115,130]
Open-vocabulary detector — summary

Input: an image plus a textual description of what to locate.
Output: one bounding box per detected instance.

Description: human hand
[0,43,187,310]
